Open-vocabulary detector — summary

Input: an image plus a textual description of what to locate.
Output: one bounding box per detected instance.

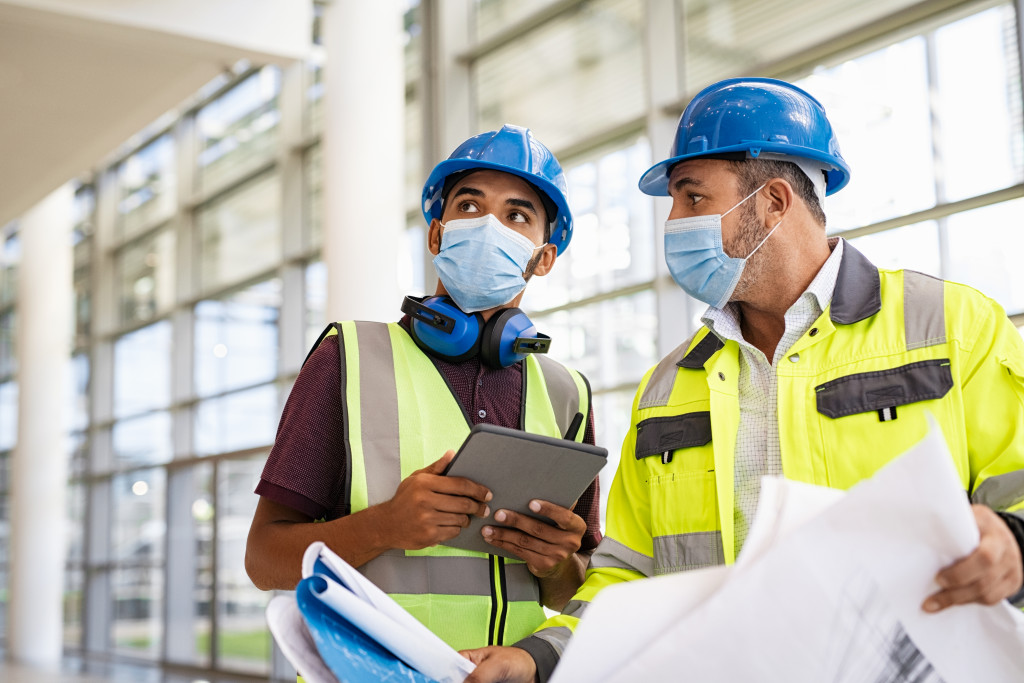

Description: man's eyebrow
[506,197,538,216]
[452,186,484,199]
[671,176,706,193]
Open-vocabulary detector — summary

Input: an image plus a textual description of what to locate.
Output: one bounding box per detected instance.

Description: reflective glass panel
[66,482,85,564]
[474,0,556,41]
[946,198,1024,315]
[532,290,658,392]
[197,171,282,292]
[113,321,171,419]
[934,6,1024,201]
[195,279,281,398]
[112,566,164,658]
[217,456,271,674]
[305,145,322,249]
[1,231,18,307]
[195,385,279,456]
[522,138,654,310]
[64,568,85,650]
[846,224,941,278]
[0,381,17,451]
[68,431,88,481]
[305,261,327,351]
[197,69,281,192]
[117,227,176,325]
[69,352,89,433]
[0,310,14,378]
[113,468,166,563]
[679,0,924,92]
[796,38,935,233]
[113,412,172,468]
[475,0,644,151]
[117,135,176,239]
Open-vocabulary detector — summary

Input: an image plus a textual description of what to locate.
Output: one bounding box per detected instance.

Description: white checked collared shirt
[701,238,845,556]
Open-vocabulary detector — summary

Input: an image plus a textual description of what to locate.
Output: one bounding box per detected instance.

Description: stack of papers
[266,542,475,683]
[551,421,1024,682]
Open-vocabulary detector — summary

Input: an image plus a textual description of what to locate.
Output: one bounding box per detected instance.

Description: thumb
[419,449,457,476]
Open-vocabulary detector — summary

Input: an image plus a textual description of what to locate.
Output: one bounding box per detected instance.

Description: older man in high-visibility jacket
[462,77,1024,683]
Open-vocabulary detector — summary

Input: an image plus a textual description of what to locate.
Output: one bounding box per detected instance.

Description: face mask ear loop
[745,218,784,260]
[722,182,767,218]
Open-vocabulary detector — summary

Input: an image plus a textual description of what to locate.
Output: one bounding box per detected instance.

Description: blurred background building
[0,0,1021,681]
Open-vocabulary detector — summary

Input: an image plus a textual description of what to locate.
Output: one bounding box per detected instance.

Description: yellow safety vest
[316,321,590,651]
[531,243,1024,654]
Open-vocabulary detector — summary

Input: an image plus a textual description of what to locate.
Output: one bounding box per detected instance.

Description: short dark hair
[440,170,554,243]
[726,159,826,227]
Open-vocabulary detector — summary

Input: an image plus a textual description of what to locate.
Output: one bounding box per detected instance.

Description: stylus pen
[564,411,584,441]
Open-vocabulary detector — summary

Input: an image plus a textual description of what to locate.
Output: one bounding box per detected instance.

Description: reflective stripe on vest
[320,320,588,650]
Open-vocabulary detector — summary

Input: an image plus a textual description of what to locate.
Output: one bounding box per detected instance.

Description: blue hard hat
[639,77,851,197]
[422,124,574,255]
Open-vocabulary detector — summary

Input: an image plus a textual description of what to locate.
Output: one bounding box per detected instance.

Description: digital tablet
[440,423,608,558]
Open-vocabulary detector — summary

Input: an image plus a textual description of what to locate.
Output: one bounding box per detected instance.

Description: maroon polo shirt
[256,321,603,552]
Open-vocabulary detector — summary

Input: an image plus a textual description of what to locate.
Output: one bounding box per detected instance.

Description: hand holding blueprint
[552,420,1024,682]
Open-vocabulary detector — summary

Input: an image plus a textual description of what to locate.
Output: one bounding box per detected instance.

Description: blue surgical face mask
[433,214,543,313]
[663,183,782,308]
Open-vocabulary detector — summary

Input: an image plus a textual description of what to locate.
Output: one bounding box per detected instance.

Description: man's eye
[689,194,704,206]
[459,200,479,213]
[508,210,528,223]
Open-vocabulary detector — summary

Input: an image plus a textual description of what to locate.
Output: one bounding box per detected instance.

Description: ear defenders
[401,295,551,368]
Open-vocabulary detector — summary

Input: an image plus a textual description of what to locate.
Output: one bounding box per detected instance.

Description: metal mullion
[830,183,1024,241]
[188,158,278,212]
[458,0,590,62]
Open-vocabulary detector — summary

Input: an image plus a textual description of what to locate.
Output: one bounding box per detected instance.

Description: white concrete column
[10,183,74,667]
[322,0,405,322]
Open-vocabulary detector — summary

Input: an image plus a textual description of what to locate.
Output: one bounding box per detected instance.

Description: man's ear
[764,177,794,226]
[428,218,442,256]
[529,243,558,277]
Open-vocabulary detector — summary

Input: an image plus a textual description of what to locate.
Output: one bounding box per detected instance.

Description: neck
[734,233,832,362]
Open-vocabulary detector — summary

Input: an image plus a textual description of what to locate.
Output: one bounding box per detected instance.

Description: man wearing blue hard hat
[246,124,603,651]
[463,78,1024,682]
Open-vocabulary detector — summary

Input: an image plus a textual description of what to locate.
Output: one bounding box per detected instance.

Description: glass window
[113,321,171,419]
[531,290,659,392]
[73,186,95,245]
[69,352,89,433]
[307,54,325,138]
[933,6,1023,202]
[69,431,88,480]
[474,0,556,41]
[678,0,924,92]
[796,38,936,233]
[522,138,654,310]
[64,568,85,650]
[197,68,281,193]
[113,468,166,563]
[846,223,941,278]
[195,279,281,398]
[217,456,272,674]
[0,381,17,451]
[592,388,634,527]
[73,260,92,347]
[197,171,282,292]
[117,135,176,239]
[112,566,164,658]
[305,145,323,250]
[399,224,426,297]
[305,261,327,351]
[167,463,214,667]
[195,386,279,456]
[117,228,176,325]
[112,412,172,468]
[0,231,16,307]
[475,0,645,151]
[945,198,1024,315]
[0,310,15,378]
[66,483,85,564]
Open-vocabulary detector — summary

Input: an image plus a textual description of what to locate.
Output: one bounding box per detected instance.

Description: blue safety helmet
[639,77,851,197]
[422,124,574,255]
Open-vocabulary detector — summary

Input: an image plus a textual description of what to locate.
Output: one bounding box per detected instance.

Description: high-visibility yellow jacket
[318,321,590,651]
[525,243,1024,665]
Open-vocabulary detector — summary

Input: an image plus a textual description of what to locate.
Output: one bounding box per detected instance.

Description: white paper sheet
[266,594,340,683]
[553,420,1024,683]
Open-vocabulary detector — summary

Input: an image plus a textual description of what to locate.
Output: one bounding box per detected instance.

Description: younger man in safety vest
[245,124,602,651]
[463,78,1024,682]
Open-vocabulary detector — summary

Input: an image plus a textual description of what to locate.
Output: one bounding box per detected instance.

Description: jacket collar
[677,239,882,369]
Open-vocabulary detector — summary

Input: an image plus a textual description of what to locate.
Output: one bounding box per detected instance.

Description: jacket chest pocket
[635,412,713,468]
[814,359,954,486]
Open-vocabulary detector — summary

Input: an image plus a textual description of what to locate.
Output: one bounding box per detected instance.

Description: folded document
[266,542,475,683]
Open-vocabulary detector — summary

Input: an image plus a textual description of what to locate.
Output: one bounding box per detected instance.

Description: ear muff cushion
[480,307,533,368]
[408,296,482,363]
